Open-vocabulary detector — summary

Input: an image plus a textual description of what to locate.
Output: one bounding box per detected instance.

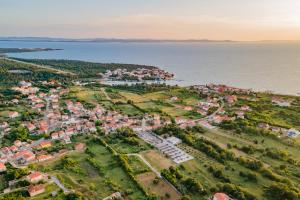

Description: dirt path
[127,153,161,178]
[101,88,111,100]
[127,153,181,195]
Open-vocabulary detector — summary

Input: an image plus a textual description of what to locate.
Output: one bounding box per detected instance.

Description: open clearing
[137,172,180,200]
[141,150,174,171]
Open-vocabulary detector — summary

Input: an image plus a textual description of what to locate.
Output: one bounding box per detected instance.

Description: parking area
[138,132,193,164]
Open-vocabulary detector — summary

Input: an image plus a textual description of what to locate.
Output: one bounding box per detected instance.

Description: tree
[5,125,29,142]
[65,192,83,200]
[265,183,300,200]
[115,127,135,137]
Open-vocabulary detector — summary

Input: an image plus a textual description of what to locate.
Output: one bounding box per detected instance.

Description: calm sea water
[1,41,300,95]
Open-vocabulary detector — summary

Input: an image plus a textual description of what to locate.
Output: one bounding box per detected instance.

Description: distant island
[0,37,234,43]
[0,48,61,54]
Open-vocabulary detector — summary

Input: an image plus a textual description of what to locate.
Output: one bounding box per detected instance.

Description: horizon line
[1,36,300,43]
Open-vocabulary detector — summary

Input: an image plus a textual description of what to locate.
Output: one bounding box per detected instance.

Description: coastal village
[102,68,174,81]
[0,58,300,200]
[1,79,300,199]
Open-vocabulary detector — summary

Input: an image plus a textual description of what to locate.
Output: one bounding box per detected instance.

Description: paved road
[176,98,224,129]
[203,99,225,120]
[51,176,70,194]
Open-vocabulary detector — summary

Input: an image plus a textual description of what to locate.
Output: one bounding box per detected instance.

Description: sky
[1,0,300,41]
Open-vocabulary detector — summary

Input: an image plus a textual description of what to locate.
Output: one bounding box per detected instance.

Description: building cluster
[3,170,54,197]
[191,84,252,96]
[103,67,174,81]
[258,123,300,138]
[197,97,220,116]
[1,81,175,168]
[272,97,293,107]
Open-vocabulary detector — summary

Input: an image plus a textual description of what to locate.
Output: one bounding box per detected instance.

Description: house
[65,128,75,136]
[210,115,231,124]
[9,145,18,152]
[103,192,122,200]
[27,123,36,132]
[170,96,178,101]
[63,136,71,144]
[51,132,59,140]
[11,99,19,104]
[213,193,230,200]
[38,141,52,149]
[27,171,44,183]
[39,120,48,134]
[14,150,35,163]
[28,184,45,197]
[58,131,66,138]
[272,97,292,107]
[0,162,6,172]
[37,154,53,162]
[14,140,22,147]
[0,156,8,163]
[235,111,245,119]
[8,111,19,119]
[240,105,251,111]
[175,117,187,124]
[0,122,8,129]
[184,106,193,111]
[225,95,237,104]
[270,126,281,133]
[20,81,32,87]
[287,128,300,138]
[258,123,270,130]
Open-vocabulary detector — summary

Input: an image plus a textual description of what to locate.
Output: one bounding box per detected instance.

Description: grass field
[127,156,151,175]
[70,86,104,105]
[136,172,180,200]
[35,140,147,200]
[141,150,175,171]
[119,91,149,103]
[115,103,144,117]
[175,126,300,200]
[104,136,151,154]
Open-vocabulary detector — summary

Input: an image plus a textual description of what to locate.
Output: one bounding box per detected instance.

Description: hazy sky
[1,0,300,40]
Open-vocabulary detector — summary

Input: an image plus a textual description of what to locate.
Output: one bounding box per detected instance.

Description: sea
[1,41,300,95]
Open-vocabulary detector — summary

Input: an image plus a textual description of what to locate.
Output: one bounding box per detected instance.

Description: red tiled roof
[0,162,6,170]
[27,171,43,181]
[28,184,45,195]
[214,193,230,200]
